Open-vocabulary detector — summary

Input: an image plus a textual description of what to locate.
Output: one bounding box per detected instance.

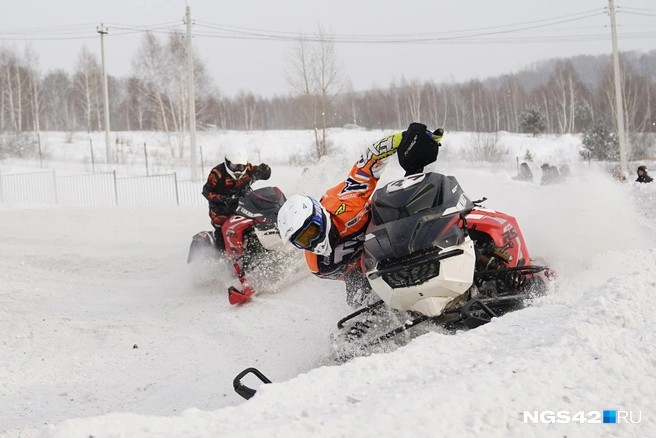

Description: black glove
[225,195,240,206]
[256,163,271,180]
[398,123,441,176]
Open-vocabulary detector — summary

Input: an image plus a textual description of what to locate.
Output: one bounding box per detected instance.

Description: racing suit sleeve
[202,167,232,206]
[304,132,404,277]
[320,132,405,238]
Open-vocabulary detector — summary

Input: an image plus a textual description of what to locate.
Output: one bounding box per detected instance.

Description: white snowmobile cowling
[253,228,294,253]
[367,238,476,317]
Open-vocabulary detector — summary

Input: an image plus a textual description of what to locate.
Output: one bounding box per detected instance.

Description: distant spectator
[559,164,571,177]
[540,163,553,185]
[513,162,533,182]
[636,165,653,184]
[541,163,565,186]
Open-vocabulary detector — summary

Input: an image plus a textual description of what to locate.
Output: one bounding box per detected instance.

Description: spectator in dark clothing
[202,148,271,248]
[636,165,653,183]
[540,163,553,185]
[541,163,565,186]
[513,162,533,182]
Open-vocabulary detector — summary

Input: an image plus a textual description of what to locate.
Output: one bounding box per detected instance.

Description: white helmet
[225,148,249,180]
[277,194,333,256]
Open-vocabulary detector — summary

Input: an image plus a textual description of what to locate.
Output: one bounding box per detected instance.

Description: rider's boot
[213,225,226,252]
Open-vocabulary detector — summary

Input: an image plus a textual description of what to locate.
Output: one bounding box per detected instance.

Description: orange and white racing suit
[304,132,405,282]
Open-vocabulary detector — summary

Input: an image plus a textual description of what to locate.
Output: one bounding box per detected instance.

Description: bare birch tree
[73,45,102,132]
[24,45,41,132]
[286,26,350,157]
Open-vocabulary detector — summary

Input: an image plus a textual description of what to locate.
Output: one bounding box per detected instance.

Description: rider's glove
[432,128,444,146]
[398,123,442,176]
[256,163,271,180]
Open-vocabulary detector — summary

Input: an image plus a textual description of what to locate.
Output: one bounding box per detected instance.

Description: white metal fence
[0,169,206,206]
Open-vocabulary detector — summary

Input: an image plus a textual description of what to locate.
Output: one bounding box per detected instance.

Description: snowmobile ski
[337,293,530,354]
[337,299,386,329]
[228,261,255,305]
[233,367,272,400]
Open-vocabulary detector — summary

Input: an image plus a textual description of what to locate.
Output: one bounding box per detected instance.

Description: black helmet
[638,165,648,173]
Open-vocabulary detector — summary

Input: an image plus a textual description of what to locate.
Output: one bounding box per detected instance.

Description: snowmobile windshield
[290,199,325,250]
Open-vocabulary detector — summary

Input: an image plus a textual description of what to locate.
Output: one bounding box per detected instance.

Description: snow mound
[42,250,656,438]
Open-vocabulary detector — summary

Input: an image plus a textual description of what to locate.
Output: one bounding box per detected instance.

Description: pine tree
[519,106,547,137]
[580,121,619,161]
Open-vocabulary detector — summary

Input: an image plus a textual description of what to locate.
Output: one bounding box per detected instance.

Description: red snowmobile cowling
[187,186,289,305]
[465,208,533,268]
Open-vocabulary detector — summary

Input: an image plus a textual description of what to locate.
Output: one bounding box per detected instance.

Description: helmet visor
[292,221,322,249]
[227,159,247,173]
[289,199,326,251]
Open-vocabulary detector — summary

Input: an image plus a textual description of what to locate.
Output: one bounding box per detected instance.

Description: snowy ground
[0,129,589,179]
[1,129,655,437]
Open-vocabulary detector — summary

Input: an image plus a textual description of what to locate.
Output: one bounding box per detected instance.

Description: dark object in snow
[636,165,653,183]
[233,368,272,400]
[540,163,565,185]
[133,344,138,349]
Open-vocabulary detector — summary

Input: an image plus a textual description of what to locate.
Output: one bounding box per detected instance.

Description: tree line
[1,32,655,141]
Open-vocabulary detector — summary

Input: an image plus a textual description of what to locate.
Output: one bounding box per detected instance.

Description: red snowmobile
[334,172,556,358]
[187,186,289,304]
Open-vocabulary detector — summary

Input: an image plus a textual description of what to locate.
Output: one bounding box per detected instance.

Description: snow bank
[42,248,656,438]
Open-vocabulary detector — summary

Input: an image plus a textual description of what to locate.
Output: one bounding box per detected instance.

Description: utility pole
[97,23,112,164]
[608,0,628,178]
[186,6,198,180]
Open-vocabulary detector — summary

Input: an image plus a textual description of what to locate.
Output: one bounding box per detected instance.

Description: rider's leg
[209,210,230,251]
[344,263,373,308]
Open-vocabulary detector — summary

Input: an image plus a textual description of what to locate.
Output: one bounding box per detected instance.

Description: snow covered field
[1,129,655,437]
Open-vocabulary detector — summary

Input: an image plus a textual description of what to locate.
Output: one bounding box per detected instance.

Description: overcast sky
[2,0,655,97]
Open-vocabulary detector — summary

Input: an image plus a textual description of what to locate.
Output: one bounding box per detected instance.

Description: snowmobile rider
[636,165,653,183]
[277,123,443,307]
[202,148,271,249]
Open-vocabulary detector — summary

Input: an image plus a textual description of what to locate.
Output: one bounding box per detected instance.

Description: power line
[1,8,654,46]
[619,11,656,18]
[194,8,605,39]
[0,23,98,33]
[618,6,656,13]
[103,20,183,29]
[189,29,656,45]
[0,22,183,39]
[194,12,607,44]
